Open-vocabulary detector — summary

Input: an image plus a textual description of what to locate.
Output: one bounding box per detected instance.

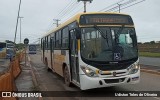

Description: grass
[139,52,160,58]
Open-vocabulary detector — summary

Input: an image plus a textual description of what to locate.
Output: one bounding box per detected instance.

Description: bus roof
[42,12,130,37]
[0,42,6,43]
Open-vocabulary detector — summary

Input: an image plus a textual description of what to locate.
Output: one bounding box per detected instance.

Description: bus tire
[63,66,72,87]
[47,67,51,72]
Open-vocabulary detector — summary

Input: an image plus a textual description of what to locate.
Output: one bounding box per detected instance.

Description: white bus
[29,44,37,54]
[0,42,15,59]
[41,12,140,90]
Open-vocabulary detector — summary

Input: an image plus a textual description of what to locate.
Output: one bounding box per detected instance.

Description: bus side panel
[0,42,7,59]
[44,50,47,63]
[64,50,70,78]
[0,48,6,59]
[41,50,44,63]
[44,50,51,69]
[53,50,65,77]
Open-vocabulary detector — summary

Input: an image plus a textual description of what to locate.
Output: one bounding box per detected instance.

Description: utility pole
[117,3,122,13]
[18,16,24,43]
[38,38,40,45]
[14,0,22,43]
[84,1,87,13]
[78,0,93,13]
[53,19,60,27]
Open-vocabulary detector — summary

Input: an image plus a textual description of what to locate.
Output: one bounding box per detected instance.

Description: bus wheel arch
[63,63,72,87]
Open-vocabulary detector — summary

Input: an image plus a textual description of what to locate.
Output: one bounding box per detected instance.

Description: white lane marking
[153,97,160,100]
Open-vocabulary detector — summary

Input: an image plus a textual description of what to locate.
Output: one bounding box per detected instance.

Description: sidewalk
[15,54,39,100]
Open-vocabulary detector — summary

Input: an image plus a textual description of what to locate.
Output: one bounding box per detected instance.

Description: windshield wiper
[93,25,106,39]
[117,25,125,35]
[93,25,109,47]
[115,25,125,44]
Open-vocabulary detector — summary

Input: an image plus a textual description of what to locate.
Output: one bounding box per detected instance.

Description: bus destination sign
[80,14,133,25]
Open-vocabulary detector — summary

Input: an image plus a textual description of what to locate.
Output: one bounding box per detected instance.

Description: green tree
[150,41,155,44]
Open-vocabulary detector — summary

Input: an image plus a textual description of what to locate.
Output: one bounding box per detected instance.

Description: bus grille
[104,78,125,84]
[100,71,128,77]
[101,71,126,75]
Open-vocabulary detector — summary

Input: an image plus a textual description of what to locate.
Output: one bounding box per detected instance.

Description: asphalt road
[139,57,160,67]
[29,53,160,100]
[0,59,10,74]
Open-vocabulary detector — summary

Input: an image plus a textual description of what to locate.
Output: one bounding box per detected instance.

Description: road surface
[139,57,160,67]
[0,59,10,75]
[28,53,160,100]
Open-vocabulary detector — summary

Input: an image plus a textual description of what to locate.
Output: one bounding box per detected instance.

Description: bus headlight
[81,66,98,77]
[128,63,140,74]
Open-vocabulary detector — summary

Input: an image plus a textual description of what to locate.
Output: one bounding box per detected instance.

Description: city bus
[0,42,15,59]
[41,12,140,90]
[28,44,37,54]
[6,42,15,59]
[0,42,7,59]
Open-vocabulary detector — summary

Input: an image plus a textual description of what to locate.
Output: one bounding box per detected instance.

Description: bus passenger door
[70,29,80,84]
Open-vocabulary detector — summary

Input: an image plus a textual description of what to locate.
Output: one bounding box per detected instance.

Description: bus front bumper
[80,70,140,90]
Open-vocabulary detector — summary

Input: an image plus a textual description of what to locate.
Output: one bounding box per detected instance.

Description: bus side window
[55,32,59,49]
[41,38,43,49]
[62,27,69,49]
[48,35,50,50]
[44,37,47,50]
[46,36,49,49]
[52,34,55,49]
[59,31,62,48]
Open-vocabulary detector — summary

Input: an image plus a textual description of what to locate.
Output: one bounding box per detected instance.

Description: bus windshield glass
[81,27,138,62]
[0,43,6,49]
[7,43,14,48]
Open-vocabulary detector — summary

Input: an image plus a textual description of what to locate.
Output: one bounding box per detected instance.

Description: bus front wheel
[64,66,72,87]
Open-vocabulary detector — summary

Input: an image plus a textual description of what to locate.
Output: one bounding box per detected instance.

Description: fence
[138,44,160,53]
[0,51,24,100]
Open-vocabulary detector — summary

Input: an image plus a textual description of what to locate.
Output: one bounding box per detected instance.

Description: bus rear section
[0,42,7,59]
[0,42,15,59]
[6,43,15,59]
[29,44,37,54]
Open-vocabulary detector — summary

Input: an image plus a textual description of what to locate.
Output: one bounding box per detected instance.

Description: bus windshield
[7,43,14,48]
[81,27,138,62]
[0,43,6,51]
[0,43,6,48]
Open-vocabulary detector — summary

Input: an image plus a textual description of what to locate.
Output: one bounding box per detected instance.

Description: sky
[0,0,160,43]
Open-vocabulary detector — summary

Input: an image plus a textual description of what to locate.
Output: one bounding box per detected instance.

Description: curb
[141,69,160,75]
[28,56,43,100]
[28,56,38,87]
